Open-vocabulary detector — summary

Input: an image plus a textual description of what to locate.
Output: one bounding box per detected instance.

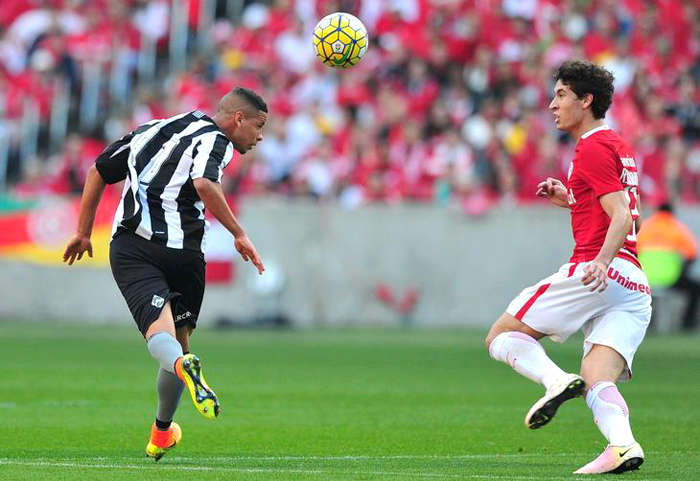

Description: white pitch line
[0,459,575,479]
[136,453,577,462]
[8,453,583,465]
[75,451,674,462]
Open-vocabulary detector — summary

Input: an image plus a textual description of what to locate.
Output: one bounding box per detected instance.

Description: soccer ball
[312,12,369,69]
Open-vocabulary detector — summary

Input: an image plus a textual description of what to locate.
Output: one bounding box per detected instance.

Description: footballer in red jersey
[484,61,649,475]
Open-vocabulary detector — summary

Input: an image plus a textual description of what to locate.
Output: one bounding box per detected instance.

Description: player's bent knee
[145,302,176,340]
[485,313,521,351]
[485,332,498,351]
[484,326,502,351]
[581,368,622,390]
[580,344,627,390]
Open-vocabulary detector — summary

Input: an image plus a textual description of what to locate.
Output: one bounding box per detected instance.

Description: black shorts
[109,229,205,337]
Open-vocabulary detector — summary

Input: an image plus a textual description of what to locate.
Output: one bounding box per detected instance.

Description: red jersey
[566,126,641,268]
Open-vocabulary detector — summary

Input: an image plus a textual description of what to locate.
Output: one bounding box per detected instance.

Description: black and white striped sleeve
[190,133,234,183]
[94,132,134,184]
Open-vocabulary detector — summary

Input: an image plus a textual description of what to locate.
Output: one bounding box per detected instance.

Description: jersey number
[624,186,639,242]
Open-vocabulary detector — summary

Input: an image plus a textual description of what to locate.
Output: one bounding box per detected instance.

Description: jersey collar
[580,124,610,139]
[193,110,227,135]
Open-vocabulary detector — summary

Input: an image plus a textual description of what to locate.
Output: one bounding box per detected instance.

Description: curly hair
[555,61,615,119]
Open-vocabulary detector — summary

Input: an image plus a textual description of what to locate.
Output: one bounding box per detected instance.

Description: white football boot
[525,373,585,429]
[574,442,644,474]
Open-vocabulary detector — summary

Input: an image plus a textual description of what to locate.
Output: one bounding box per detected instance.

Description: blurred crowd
[1,0,699,212]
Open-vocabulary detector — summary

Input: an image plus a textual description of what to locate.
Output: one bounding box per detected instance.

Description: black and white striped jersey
[95,110,234,253]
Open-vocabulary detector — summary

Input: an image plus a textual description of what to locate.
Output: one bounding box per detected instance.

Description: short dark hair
[232,87,268,114]
[554,60,615,119]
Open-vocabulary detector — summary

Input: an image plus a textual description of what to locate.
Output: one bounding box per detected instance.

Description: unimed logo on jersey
[151,295,165,308]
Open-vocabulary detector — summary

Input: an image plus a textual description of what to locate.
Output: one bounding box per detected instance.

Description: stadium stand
[0,0,698,212]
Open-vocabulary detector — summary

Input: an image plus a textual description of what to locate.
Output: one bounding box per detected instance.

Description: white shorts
[506,257,651,381]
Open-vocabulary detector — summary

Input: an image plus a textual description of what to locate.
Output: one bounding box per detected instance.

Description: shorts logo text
[174,311,193,322]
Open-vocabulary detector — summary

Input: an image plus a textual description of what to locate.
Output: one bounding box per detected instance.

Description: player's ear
[233,110,244,127]
[582,93,594,110]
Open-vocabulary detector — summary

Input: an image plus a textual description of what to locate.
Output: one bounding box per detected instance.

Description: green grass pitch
[0,322,697,480]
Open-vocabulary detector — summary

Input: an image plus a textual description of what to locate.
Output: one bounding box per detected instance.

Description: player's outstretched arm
[193,177,265,275]
[582,191,633,292]
[536,177,569,208]
[63,165,106,265]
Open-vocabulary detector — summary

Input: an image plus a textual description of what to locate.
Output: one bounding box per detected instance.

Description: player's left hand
[582,260,609,292]
[234,235,265,275]
[62,234,93,265]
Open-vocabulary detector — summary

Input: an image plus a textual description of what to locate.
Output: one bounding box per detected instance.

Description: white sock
[147,332,183,374]
[586,381,635,446]
[489,331,567,389]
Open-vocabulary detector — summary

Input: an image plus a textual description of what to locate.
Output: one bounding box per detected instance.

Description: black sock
[155,418,172,430]
[183,351,189,355]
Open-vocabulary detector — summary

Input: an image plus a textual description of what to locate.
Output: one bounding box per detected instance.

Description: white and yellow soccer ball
[312,12,369,69]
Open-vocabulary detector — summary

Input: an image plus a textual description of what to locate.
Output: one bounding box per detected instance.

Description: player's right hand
[536,177,568,207]
[62,234,93,265]
[582,260,609,292]
[234,235,265,275]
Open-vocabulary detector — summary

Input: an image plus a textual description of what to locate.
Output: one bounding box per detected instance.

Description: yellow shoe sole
[180,354,220,419]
